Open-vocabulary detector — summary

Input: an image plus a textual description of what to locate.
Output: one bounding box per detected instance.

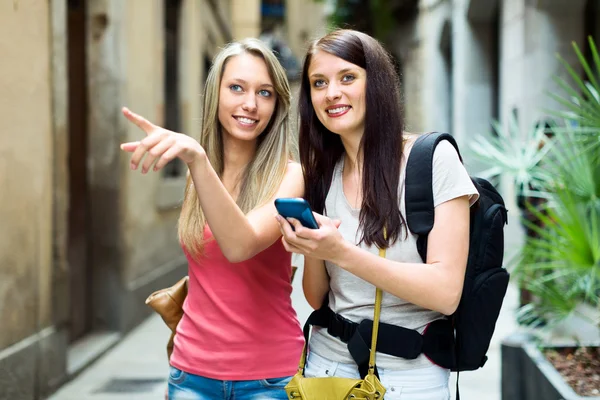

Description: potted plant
[470,37,600,399]
[468,111,555,308]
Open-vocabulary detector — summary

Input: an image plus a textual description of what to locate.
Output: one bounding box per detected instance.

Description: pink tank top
[169,226,304,380]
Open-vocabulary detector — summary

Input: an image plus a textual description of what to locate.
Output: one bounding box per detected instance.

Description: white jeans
[304,351,450,400]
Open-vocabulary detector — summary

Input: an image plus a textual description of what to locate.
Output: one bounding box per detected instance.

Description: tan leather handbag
[285,246,388,400]
[145,276,189,359]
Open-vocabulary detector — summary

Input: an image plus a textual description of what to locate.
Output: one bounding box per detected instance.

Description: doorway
[67,0,91,343]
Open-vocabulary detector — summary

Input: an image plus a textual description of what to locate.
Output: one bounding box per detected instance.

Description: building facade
[0,0,324,398]
[390,0,597,208]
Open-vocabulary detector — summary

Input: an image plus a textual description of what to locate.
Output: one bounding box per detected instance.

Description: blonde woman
[121,38,304,399]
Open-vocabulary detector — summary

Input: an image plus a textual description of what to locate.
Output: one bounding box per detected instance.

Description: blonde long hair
[178,38,293,258]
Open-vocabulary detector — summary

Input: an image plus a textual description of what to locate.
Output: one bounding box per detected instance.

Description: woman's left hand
[120,107,206,173]
[276,212,346,262]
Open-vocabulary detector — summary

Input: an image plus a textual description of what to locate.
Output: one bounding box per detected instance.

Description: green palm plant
[514,37,600,333]
[552,36,600,134]
[515,131,600,329]
[468,113,554,200]
[543,127,600,211]
[469,37,600,334]
[551,36,600,165]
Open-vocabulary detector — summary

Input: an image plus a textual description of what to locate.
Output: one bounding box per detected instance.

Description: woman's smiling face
[307,50,367,140]
[218,52,277,143]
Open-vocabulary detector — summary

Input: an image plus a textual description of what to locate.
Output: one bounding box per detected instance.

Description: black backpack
[405,132,510,372]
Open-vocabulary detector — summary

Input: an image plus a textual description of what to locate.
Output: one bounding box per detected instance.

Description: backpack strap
[405,132,463,261]
[405,132,466,400]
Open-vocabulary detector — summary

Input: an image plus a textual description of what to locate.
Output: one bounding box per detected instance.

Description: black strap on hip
[306,304,456,378]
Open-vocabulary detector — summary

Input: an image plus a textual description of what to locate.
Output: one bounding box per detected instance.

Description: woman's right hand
[120,107,206,174]
[276,213,345,263]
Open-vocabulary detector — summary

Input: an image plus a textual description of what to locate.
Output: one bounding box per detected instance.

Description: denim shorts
[304,351,450,400]
[167,366,292,400]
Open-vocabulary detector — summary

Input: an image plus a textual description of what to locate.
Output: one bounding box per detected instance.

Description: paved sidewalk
[48,316,171,400]
[49,283,520,400]
[49,216,524,400]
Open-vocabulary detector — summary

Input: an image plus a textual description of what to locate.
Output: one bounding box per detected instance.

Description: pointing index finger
[122,107,155,135]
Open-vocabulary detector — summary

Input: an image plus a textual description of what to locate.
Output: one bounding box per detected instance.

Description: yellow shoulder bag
[285,246,388,400]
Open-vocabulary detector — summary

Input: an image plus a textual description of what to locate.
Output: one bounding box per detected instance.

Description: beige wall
[50,0,70,327]
[118,0,183,286]
[285,0,328,59]
[120,0,233,287]
[231,0,261,39]
[203,0,232,54]
[79,0,241,323]
[0,0,324,396]
[0,1,53,348]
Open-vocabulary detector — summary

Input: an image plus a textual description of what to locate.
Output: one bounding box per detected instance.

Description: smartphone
[274,198,319,229]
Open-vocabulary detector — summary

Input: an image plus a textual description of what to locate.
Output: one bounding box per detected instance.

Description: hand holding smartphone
[274,198,319,229]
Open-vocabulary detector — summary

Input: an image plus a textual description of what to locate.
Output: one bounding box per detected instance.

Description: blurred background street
[2,0,599,399]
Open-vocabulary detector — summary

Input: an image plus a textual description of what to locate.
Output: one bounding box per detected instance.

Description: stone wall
[0,1,59,398]
[0,0,236,398]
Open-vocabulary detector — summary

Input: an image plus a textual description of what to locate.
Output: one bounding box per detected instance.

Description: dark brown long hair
[299,29,406,249]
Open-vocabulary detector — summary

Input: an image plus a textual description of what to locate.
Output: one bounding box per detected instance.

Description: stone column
[500,0,586,133]
[523,0,587,128]
[451,0,499,174]
[180,0,202,141]
[398,0,452,133]
[499,0,586,209]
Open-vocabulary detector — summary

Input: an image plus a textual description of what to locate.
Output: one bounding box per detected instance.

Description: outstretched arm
[121,107,303,263]
[188,156,303,262]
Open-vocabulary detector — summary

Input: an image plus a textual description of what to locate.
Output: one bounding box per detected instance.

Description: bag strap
[367,259,384,376]
[405,133,466,400]
[405,132,462,261]
[297,237,387,375]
